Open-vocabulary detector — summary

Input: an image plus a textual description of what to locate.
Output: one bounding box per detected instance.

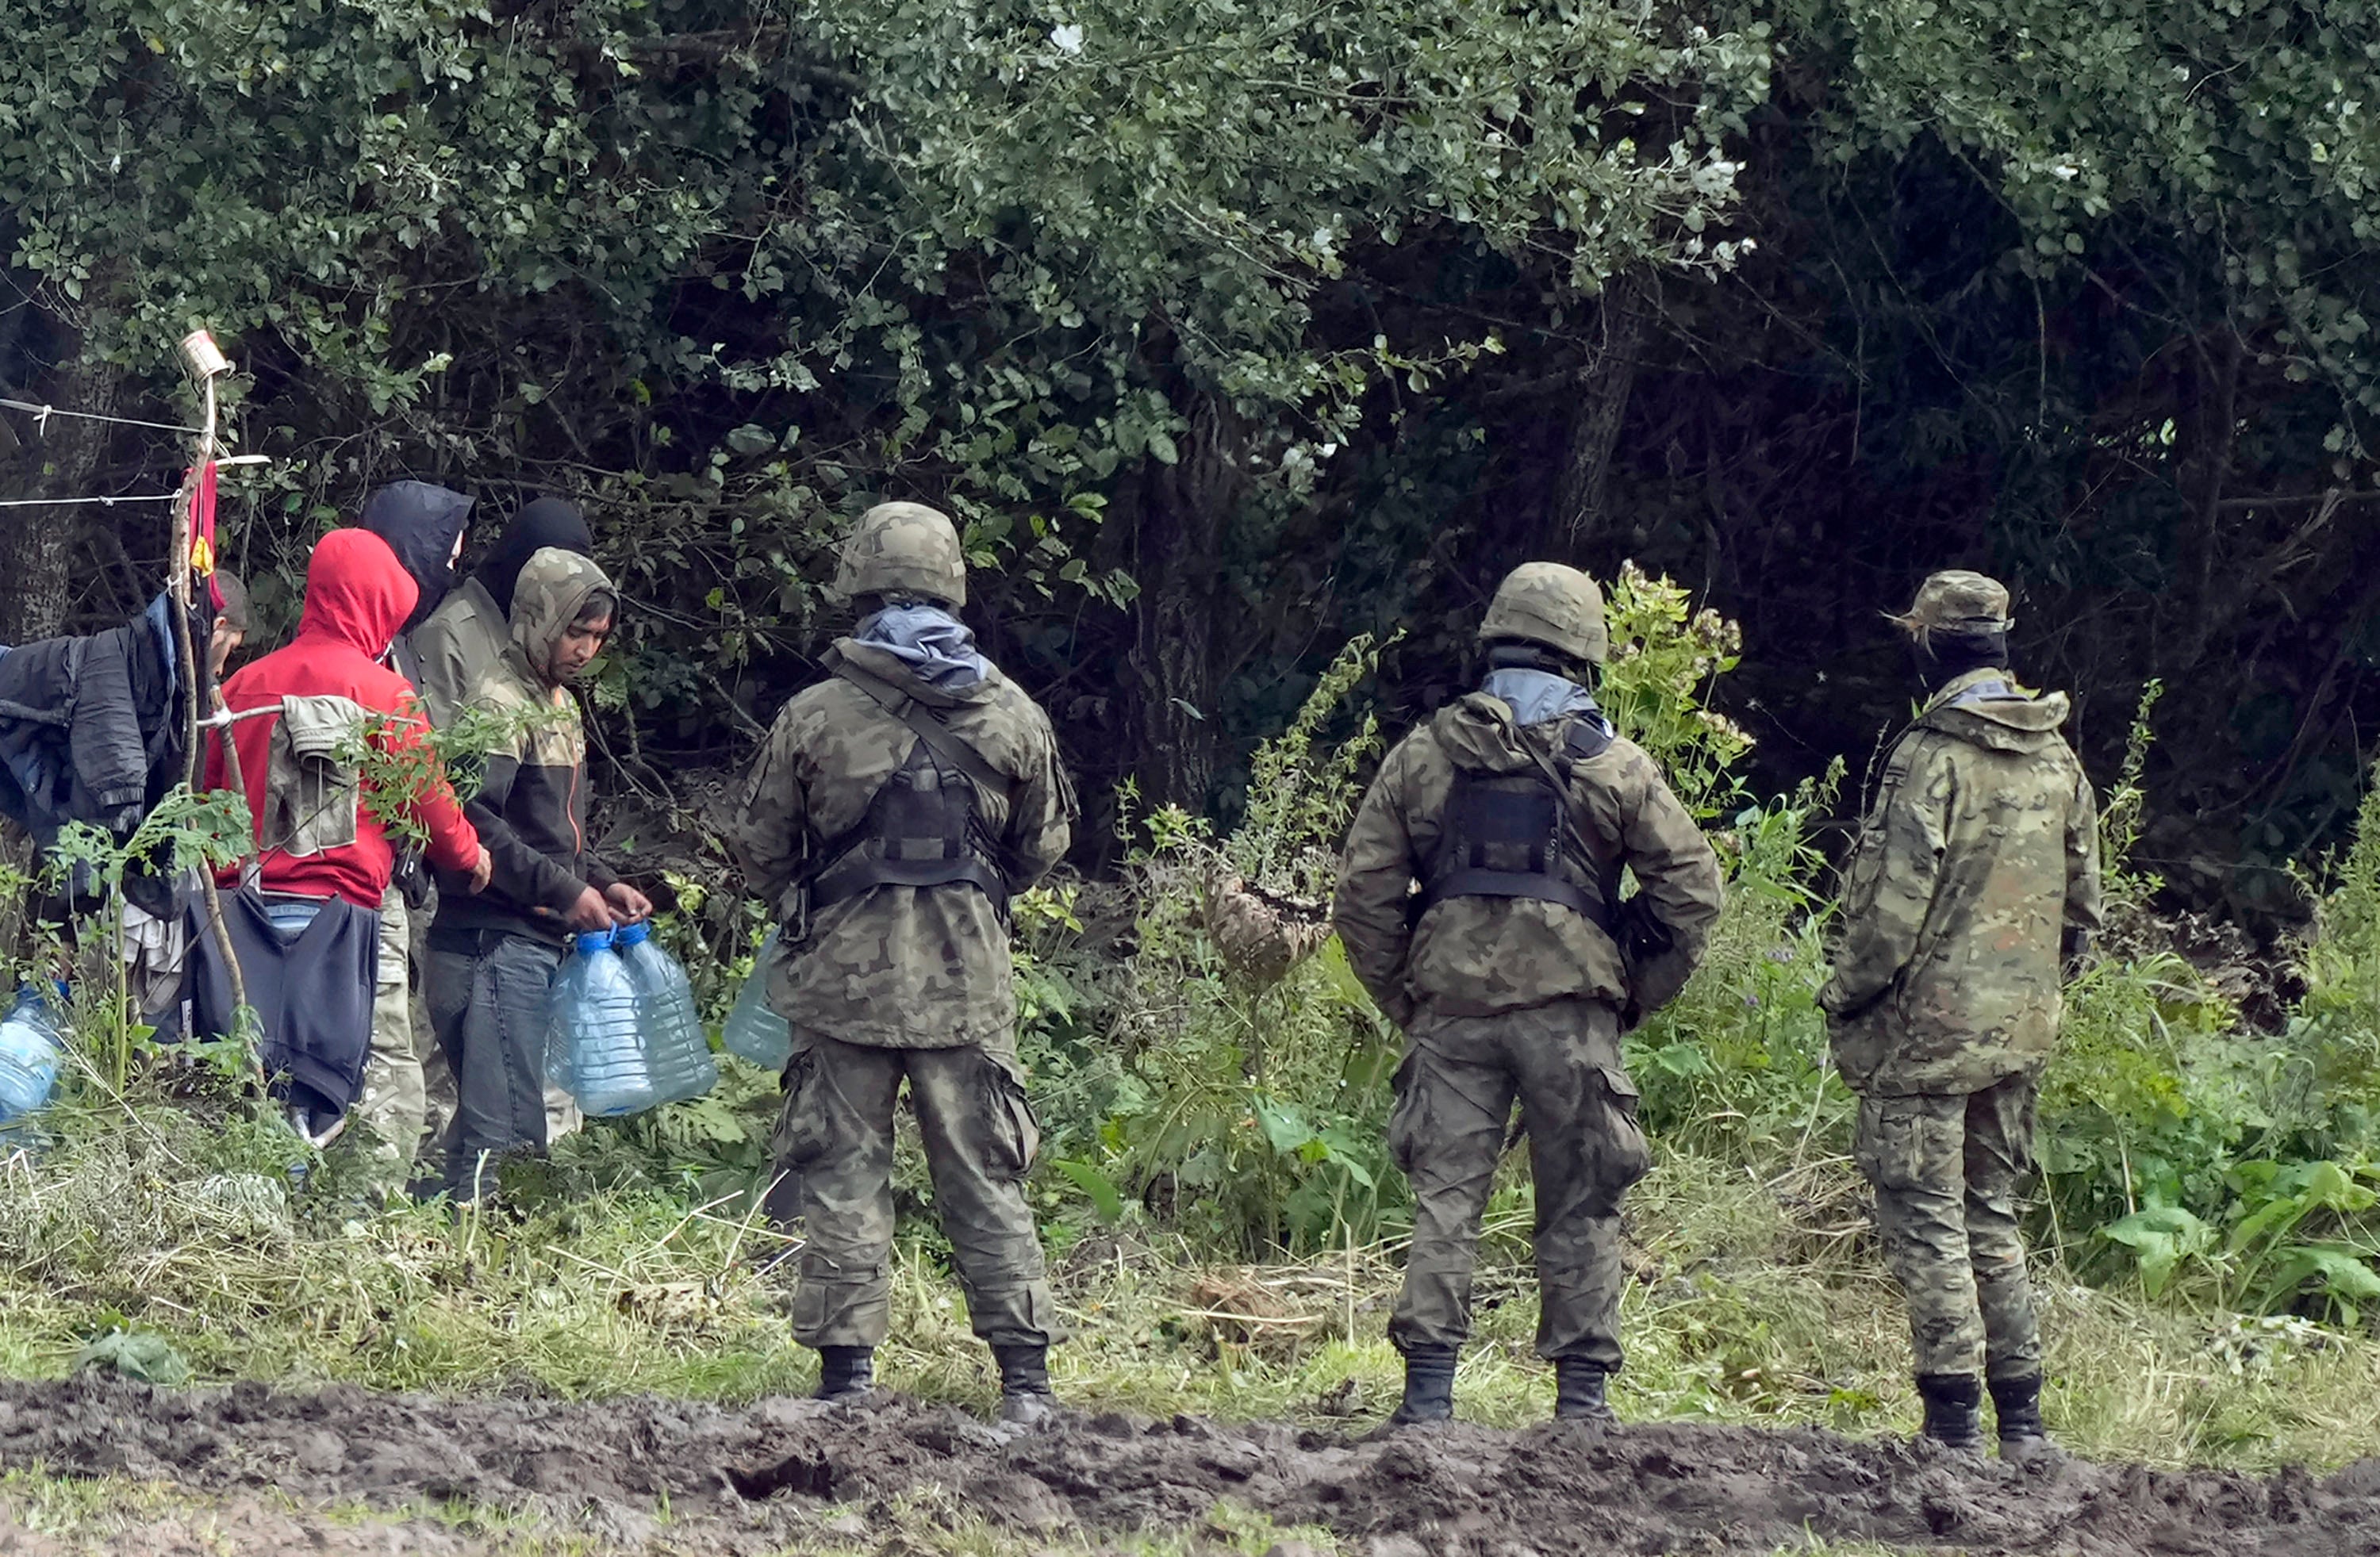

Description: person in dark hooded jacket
[412,497,592,727]
[355,480,477,1191]
[409,496,597,1154]
[360,481,476,692]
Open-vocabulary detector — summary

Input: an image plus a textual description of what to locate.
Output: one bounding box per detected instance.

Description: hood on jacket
[478,497,593,617]
[850,603,990,690]
[360,481,475,632]
[510,547,615,685]
[298,529,418,661]
[1921,669,2071,754]
[827,638,1002,709]
[1431,691,1549,775]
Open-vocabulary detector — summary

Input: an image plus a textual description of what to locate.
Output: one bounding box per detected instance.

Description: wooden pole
[172,332,251,1034]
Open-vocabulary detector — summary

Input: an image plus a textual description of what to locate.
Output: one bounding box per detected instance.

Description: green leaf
[2104,1205,2216,1298]
[74,1330,191,1386]
[1052,1158,1125,1223]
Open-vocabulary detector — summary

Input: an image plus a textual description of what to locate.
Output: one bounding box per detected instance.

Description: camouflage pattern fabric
[344,889,424,1200]
[1886,569,2014,646]
[1334,692,1723,1027]
[1855,1071,2044,1381]
[1203,868,1333,985]
[1821,667,2104,1095]
[1477,561,1609,665]
[773,1028,1055,1348]
[1388,999,1649,1367]
[831,501,969,608]
[728,639,1075,1049]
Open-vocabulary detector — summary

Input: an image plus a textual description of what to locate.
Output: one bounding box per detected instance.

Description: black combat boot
[815,1345,874,1405]
[1916,1373,1984,1452]
[1389,1344,1457,1427]
[1990,1374,2063,1467]
[992,1344,1058,1427]
[1554,1359,1617,1426]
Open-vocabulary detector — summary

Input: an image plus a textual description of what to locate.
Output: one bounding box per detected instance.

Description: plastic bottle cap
[614,921,651,947]
[574,929,616,954]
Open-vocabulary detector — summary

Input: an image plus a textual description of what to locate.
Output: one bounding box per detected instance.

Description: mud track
[0,1376,2374,1555]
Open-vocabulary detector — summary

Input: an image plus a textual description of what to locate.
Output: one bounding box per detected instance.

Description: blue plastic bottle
[720,928,793,1070]
[612,922,718,1104]
[0,985,65,1125]
[552,930,658,1118]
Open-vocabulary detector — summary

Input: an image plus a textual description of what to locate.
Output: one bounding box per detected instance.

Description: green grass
[6,1095,2374,1482]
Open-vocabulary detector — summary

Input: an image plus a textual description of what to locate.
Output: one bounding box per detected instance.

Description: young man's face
[209,628,246,681]
[551,613,612,681]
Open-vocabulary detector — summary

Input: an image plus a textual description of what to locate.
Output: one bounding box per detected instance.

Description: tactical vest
[806,669,1012,911]
[1422,719,1614,931]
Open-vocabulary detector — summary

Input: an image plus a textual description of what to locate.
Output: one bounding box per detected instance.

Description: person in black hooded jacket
[411,497,593,727]
[360,481,477,692]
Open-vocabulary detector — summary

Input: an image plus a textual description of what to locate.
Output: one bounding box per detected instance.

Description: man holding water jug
[730,501,1077,1426]
[428,547,651,1201]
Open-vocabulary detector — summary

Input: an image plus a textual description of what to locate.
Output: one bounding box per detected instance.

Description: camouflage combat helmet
[1478,562,1608,665]
[833,500,968,608]
[1887,569,2012,646]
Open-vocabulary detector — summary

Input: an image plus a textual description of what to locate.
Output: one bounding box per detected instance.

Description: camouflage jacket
[1333,691,1725,1026]
[1821,668,2106,1095]
[728,640,1076,1049]
[431,550,618,944]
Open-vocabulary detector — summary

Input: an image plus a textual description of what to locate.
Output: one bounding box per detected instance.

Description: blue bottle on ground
[720,928,793,1071]
[552,930,658,1118]
[612,922,718,1104]
[0,985,65,1126]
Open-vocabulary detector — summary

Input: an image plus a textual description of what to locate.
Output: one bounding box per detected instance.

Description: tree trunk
[1128,393,1246,811]
[2170,328,2241,672]
[0,334,113,643]
[1548,271,1654,554]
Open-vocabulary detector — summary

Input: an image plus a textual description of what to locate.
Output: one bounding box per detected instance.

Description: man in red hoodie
[205,528,489,1195]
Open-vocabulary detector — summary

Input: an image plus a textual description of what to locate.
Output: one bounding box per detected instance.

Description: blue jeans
[428,933,561,1200]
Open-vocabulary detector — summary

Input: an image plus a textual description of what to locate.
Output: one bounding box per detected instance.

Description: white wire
[0,396,203,436]
[0,493,180,508]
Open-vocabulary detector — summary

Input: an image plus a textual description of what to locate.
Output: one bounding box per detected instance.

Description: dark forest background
[4,0,2375,931]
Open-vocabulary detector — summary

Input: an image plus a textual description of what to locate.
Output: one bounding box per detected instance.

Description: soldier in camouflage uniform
[1334,563,1725,1428]
[730,501,1077,1425]
[1821,570,2103,1462]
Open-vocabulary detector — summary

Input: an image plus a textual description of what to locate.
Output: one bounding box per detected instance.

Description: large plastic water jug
[0,985,65,1125]
[551,930,658,1118]
[720,929,793,1070]
[612,922,717,1104]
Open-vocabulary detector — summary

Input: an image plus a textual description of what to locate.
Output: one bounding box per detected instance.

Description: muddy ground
[0,1377,2374,1555]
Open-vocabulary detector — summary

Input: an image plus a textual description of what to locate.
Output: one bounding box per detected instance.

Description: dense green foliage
[1,2,2372,915]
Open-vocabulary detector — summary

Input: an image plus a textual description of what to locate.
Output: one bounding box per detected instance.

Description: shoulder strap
[1518,719,1622,917]
[832,659,1010,795]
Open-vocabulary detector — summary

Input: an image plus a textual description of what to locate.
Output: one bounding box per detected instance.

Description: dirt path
[0,1377,2374,1555]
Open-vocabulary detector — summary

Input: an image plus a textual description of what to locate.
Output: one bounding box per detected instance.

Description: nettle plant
[1038,575,1775,1257]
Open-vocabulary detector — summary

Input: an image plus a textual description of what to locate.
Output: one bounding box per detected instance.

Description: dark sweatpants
[428,930,561,1200]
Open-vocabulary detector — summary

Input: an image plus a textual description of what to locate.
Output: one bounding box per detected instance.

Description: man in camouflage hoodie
[1334,563,1725,1428]
[428,547,650,1200]
[1821,570,2103,1462]
[730,501,1077,1425]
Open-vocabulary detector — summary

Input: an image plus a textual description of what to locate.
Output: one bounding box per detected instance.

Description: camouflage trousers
[342,892,424,1201]
[774,1030,1055,1351]
[1388,999,1651,1369]
[1854,1070,2044,1381]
